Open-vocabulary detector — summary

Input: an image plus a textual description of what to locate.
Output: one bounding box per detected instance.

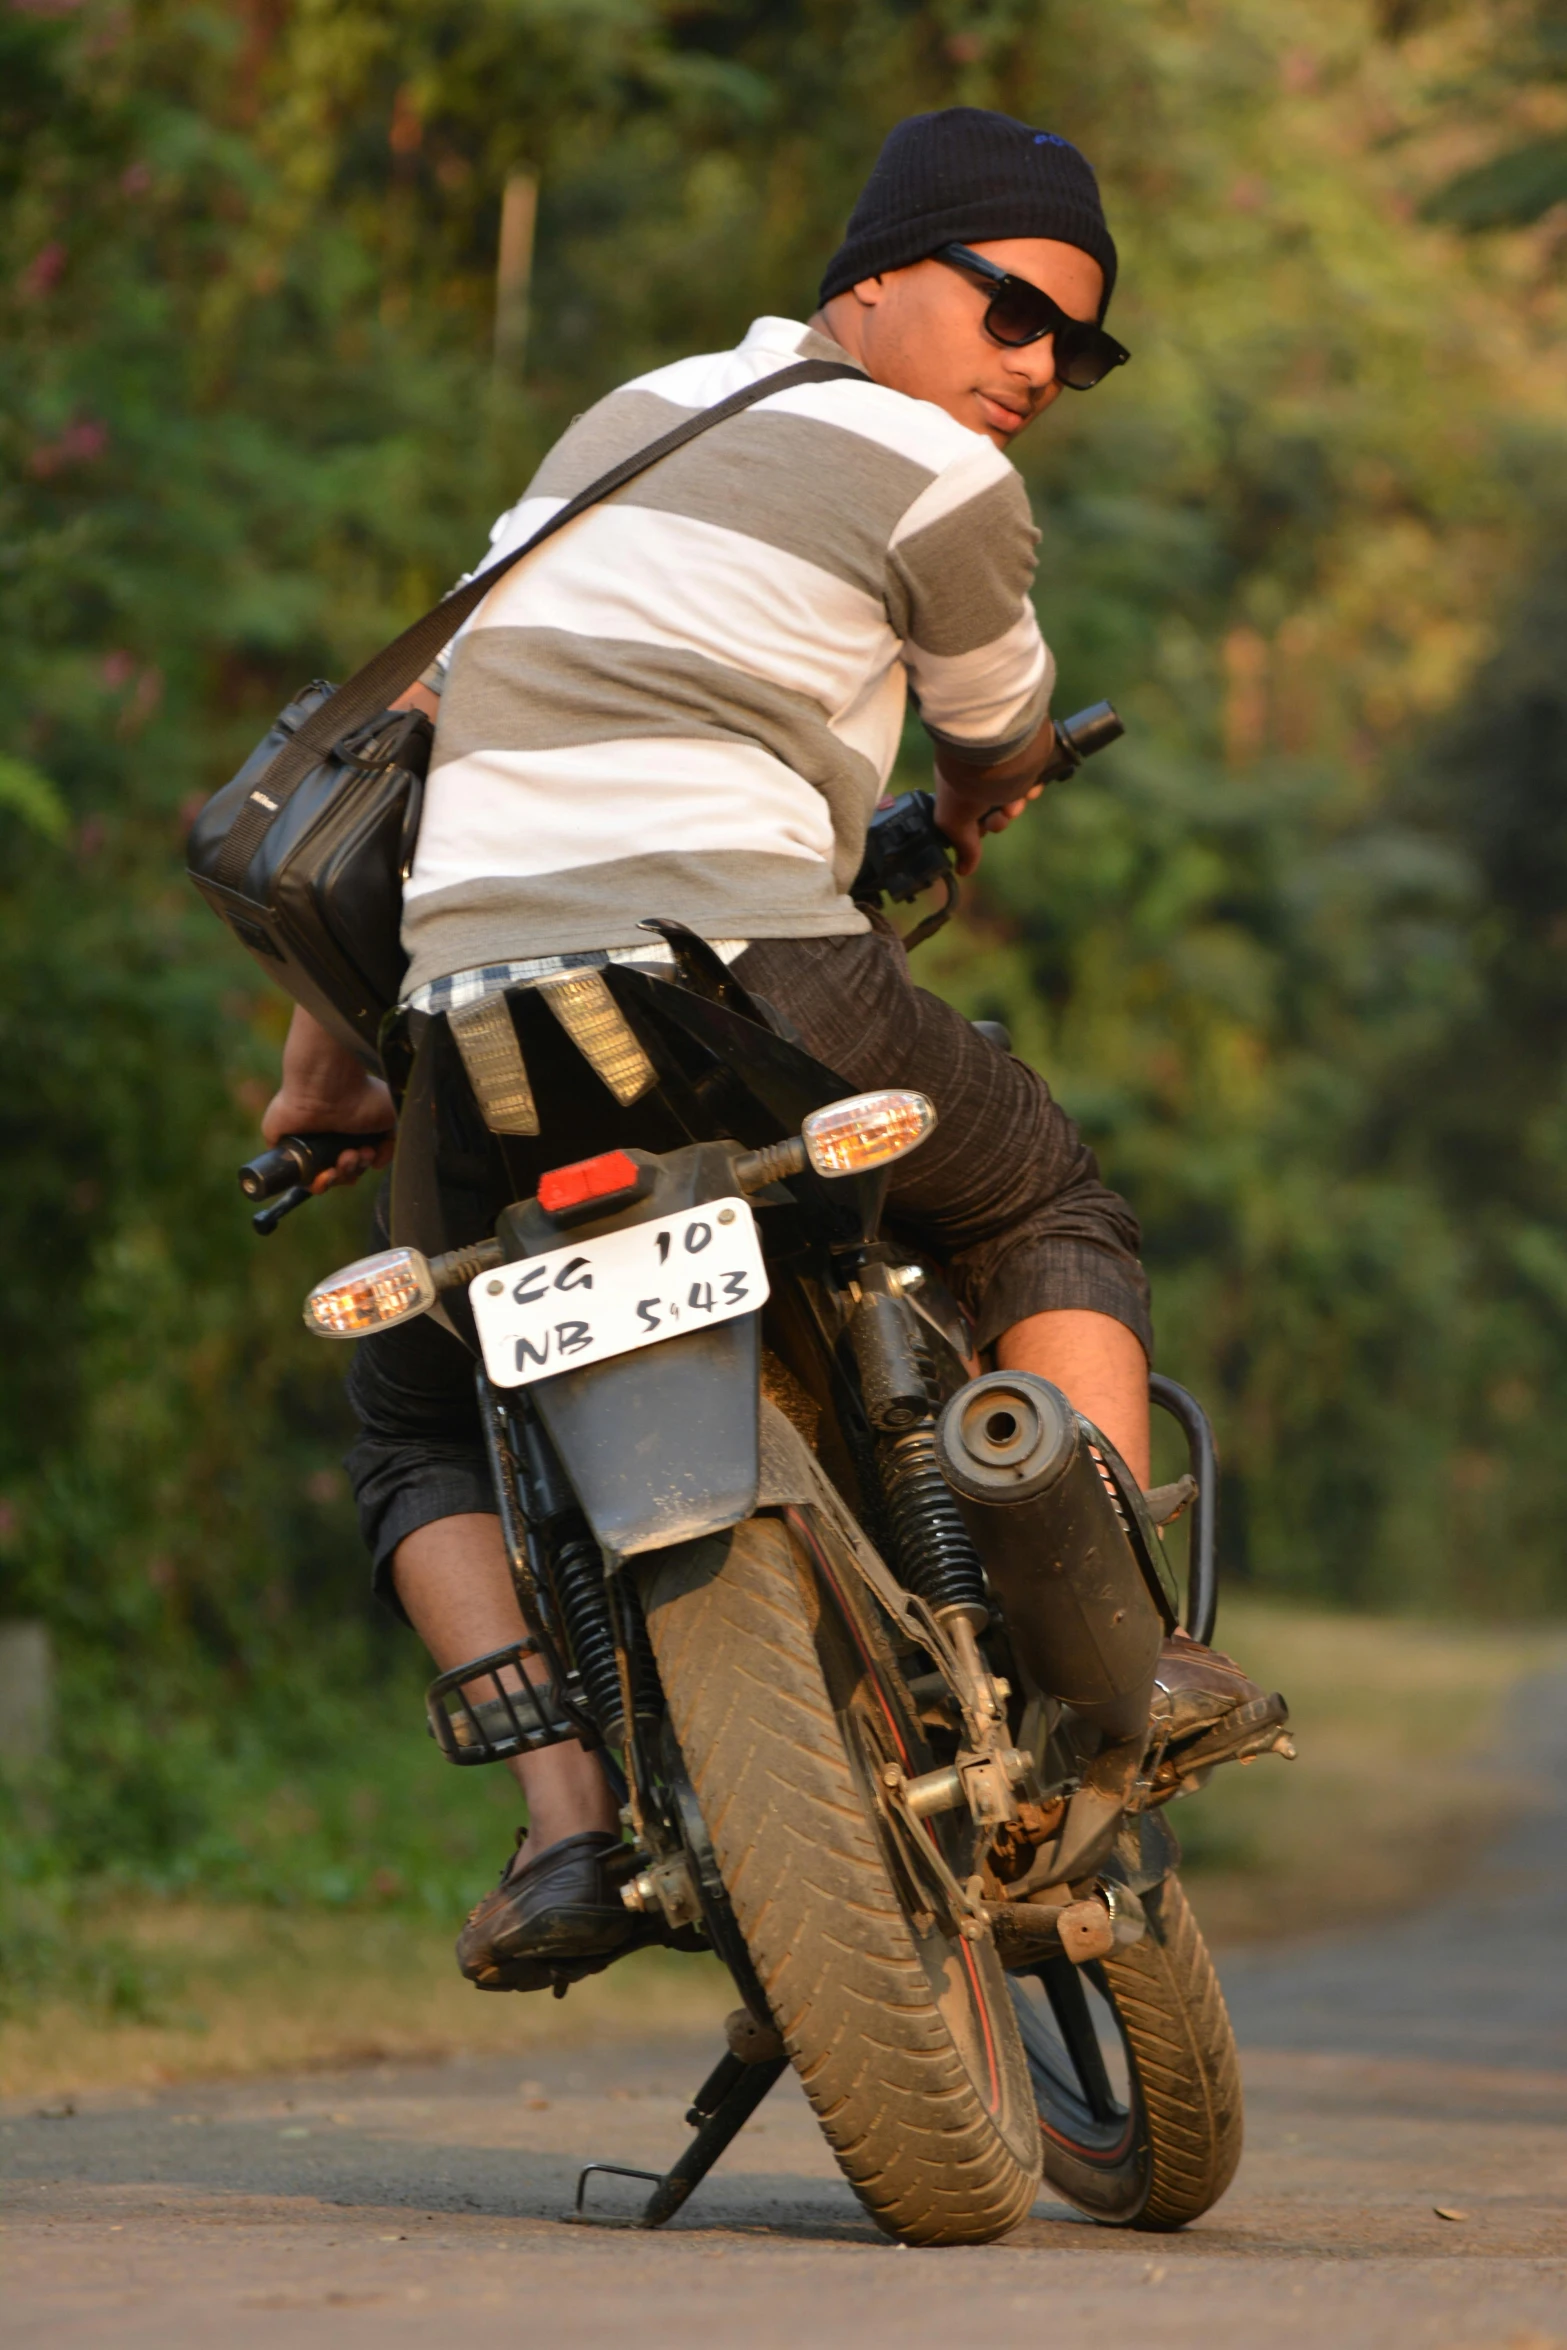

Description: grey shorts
[345,921,1150,1605]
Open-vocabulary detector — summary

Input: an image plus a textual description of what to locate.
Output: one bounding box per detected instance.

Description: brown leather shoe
[1149,1629,1291,1771]
[457,1830,637,1992]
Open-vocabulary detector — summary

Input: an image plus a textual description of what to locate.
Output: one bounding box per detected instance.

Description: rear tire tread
[1099,1872,1244,2229]
[644,1514,1040,2246]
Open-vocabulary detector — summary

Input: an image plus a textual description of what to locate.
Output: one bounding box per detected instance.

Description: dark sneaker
[1148,1629,1293,1779]
[457,1829,637,1992]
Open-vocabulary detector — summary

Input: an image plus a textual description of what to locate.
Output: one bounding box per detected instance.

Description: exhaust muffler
[935,1372,1165,1741]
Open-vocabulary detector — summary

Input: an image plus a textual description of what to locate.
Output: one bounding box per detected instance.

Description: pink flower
[18,241,66,298]
[28,418,108,477]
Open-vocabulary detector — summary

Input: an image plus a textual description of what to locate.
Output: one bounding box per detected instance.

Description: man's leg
[393,1513,635,1984]
[997,1307,1150,1485]
[734,929,1280,1756]
[391,1513,620,1855]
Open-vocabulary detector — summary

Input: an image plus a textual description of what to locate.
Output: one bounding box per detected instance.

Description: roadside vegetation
[2,3,1565,2040]
[2,1596,1558,2099]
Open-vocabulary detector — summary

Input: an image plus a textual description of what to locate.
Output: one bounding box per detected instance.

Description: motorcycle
[238,708,1290,2245]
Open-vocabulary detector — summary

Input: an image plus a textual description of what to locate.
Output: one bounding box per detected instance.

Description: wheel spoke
[1039,1957,1123,2125]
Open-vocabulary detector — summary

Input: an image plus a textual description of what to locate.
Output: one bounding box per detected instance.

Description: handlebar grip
[237,1131,392,1201]
[1057,699,1124,764]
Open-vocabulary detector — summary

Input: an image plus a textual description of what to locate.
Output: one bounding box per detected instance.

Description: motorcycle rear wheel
[642,1511,1043,2246]
[1011,1871,1243,2229]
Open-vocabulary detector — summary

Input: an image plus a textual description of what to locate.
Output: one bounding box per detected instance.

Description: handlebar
[238,1131,392,1236]
[851,699,1125,947]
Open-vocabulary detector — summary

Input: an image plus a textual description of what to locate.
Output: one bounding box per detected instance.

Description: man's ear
[850,273,888,308]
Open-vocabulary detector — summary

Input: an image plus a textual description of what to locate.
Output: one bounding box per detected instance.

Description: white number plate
[469,1198,769,1389]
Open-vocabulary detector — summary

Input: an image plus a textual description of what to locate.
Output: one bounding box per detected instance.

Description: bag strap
[212,357,865,893]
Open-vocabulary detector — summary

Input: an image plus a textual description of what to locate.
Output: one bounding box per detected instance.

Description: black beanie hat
[819,107,1118,317]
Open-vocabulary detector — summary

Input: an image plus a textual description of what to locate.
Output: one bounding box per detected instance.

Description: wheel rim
[1009,1958,1145,2169]
[791,1505,1040,2173]
[846,1704,1011,2120]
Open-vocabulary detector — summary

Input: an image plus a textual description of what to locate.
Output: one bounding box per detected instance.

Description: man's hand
[932,711,1056,876]
[263,1006,396,1193]
[934,774,1043,876]
[391,680,441,722]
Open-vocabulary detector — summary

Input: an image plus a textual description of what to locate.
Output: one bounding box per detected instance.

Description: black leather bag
[187,358,861,1065]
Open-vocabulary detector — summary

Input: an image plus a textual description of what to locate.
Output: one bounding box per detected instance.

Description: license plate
[469,1197,769,1388]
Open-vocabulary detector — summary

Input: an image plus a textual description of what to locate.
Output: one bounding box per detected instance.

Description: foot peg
[1146,1689,1293,1800]
[574,2007,787,2228]
[425,1641,587,1765]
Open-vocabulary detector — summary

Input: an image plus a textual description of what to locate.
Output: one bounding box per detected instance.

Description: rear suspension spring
[879,1420,988,1628]
[548,1521,659,1744]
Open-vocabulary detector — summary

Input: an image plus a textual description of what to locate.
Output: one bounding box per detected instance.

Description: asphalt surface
[4,1675,1564,2348]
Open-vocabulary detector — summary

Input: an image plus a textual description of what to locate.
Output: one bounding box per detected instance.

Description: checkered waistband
[404,940,750,1017]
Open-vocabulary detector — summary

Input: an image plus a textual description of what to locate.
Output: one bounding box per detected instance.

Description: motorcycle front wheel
[642,1510,1043,2247]
[1010,1870,1244,2229]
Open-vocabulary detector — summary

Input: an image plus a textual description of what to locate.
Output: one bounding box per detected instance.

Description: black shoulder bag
[187,359,862,1065]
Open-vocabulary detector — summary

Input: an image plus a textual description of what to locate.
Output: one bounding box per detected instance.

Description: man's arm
[886,448,1057,877]
[253,677,437,1191]
[933,710,1057,876]
[261,1008,395,1192]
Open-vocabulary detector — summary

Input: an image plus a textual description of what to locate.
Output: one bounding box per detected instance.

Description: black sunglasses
[934,244,1130,390]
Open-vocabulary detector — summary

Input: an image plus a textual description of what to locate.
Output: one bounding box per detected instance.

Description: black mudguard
[532,1314,762,1562]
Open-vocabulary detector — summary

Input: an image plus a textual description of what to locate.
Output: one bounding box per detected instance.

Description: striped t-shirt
[402,315,1054,994]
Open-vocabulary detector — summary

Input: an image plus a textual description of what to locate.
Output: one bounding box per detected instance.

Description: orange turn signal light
[801,1090,937,1177]
[304,1247,436,1338]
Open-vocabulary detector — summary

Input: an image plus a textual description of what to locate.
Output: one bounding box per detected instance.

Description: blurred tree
[1,0,1565,1900]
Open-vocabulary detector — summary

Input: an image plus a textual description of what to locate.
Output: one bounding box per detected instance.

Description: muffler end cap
[936,1370,1078,1502]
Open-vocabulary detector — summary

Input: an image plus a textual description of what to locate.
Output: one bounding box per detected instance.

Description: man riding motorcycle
[260,106,1269,1992]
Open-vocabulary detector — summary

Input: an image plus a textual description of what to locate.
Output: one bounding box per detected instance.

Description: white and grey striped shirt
[402,315,1054,995]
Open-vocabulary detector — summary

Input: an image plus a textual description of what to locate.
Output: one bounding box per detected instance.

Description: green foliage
[0,755,66,839]
[0,0,1564,1959]
[1427,132,1567,230]
[1421,0,1567,228]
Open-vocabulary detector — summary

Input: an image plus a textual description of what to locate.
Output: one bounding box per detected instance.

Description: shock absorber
[544,1519,663,1747]
[548,1520,626,1741]
[848,1270,988,1632]
[879,1422,989,1631]
[512,1399,660,1747]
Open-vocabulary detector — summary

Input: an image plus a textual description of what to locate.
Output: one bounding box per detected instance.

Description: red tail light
[538,1149,643,1217]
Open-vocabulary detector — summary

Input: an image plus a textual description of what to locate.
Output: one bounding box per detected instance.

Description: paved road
[5,1679,1564,2348]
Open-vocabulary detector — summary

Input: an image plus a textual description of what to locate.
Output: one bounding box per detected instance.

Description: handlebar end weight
[238,1144,297,1201]
[1056,700,1124,766]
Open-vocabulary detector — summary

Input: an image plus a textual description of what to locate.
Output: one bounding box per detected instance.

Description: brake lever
[251,1184,313,1236]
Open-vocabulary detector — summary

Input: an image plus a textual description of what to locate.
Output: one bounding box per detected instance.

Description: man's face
[832,237,1106,448]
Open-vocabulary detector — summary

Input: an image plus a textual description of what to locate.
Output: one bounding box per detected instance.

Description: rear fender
[533,1316,761,1564]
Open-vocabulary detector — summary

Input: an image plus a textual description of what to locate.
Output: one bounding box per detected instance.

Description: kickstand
[575,2009,787,2230]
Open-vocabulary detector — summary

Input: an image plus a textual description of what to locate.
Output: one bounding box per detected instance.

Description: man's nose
[1011,338,1060,393]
